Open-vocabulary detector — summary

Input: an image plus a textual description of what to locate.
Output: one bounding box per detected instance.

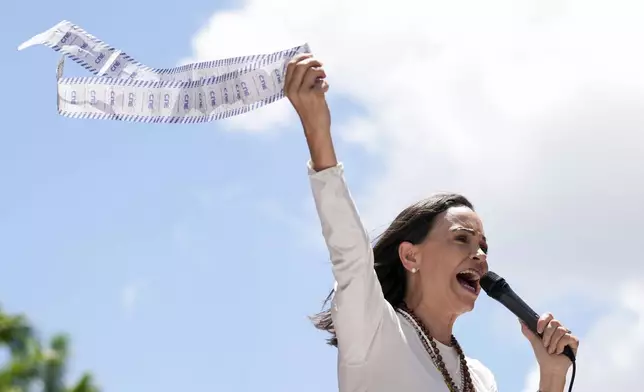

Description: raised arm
[285,54,386,366]
[284,53,336,171]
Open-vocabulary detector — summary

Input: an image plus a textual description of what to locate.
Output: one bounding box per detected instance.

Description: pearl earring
[411,268,418,274]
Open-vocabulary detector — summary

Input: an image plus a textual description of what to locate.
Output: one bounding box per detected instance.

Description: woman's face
[414,206,489,314]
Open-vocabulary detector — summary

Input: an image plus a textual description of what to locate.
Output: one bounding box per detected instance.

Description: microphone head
[480,271,507,299]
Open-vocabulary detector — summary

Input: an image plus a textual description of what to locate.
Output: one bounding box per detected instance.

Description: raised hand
[285,54,336,171]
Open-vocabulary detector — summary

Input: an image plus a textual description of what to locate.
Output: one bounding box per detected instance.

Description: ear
[398,241,420,273]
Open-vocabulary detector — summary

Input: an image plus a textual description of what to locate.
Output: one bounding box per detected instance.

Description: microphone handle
[498,291,576,363]
[498,291,540,334]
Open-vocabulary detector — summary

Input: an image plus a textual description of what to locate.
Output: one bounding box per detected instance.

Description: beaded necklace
[397,305,475,392]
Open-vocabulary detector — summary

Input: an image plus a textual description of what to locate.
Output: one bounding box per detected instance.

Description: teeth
[456,269,479,294]
[457,269,481,280]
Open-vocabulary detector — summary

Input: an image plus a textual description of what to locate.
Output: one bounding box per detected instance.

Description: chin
[453,297,476,314]
[462,300,476,312]
[452,283,480,313]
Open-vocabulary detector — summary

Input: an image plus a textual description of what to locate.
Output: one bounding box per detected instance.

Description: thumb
[519,320,542,348]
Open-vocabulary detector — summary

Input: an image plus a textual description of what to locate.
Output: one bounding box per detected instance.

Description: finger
[301,67,327,91]
[289,58,323,94]
[557,333,580,355]
[541,318,561,348]
[519,320,541,347]
[284,54,313,93]
[287,58,323,95]
[555,332,572,355]
[314,78,330,94]
[547,326,568,354]
[537,312,554,334]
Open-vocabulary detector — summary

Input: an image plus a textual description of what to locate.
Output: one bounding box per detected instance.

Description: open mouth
[456,269,481,295]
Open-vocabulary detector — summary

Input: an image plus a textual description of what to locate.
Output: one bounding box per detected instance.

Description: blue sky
[1,4,375,391]
[3,1,644,392]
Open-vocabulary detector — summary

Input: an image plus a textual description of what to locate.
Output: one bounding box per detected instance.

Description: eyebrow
[451,227,487,243]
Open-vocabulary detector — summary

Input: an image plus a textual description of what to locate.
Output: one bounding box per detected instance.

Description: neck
[404,298,457,346]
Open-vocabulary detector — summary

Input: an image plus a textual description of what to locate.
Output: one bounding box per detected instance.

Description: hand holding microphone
[480,271,580,391]
[521,311,579,375]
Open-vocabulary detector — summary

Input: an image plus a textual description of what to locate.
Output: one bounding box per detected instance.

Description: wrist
[304,125,336,172]
[301,120,331,137]
[538,368,567,392]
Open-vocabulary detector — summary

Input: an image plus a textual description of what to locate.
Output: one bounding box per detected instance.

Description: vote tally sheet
[19,20,310,124]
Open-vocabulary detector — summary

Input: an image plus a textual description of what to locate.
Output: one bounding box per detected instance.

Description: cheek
[420,243,465,273]
[420,245,453,272]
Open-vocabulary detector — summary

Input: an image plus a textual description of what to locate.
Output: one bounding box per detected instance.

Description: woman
[284,54,579,392]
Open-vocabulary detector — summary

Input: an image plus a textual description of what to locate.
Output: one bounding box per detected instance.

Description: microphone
[479,271,576,363]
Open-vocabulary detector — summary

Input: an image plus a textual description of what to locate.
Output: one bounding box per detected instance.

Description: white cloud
[186,0,644,389]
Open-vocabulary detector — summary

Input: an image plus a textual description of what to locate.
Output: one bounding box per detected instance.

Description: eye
[480,242,488,254]
[455,235,469,243]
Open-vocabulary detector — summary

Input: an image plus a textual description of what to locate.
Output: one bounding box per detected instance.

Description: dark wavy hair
[310,193,474,346]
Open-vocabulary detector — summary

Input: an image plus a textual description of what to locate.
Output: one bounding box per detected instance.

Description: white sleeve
[308,162,386,366]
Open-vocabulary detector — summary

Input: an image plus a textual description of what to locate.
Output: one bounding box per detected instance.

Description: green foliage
[0,306,99,392]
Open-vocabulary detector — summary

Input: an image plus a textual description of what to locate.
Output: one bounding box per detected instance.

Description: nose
[471,248,486,260]
[471,248,488,271]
